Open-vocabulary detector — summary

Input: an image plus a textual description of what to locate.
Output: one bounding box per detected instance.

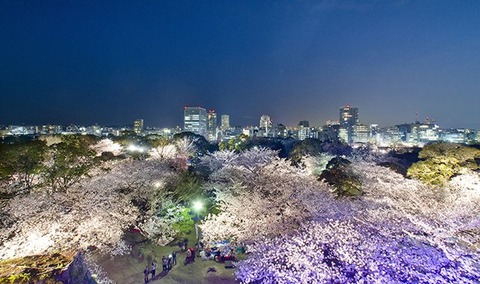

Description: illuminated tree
[0,140,47,193]
[42,135,96,192]
[234,160,480,283]
[407,143,480,186]
[0,159,176,259]
[89,139,124,157]
[218,134,249,151]
[320,157,362,197]
[199,149,332,243]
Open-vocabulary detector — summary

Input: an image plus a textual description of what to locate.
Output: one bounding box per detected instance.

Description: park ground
[94,230,239,284]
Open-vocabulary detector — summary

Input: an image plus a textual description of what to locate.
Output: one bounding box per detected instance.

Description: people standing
[162,255,167,271]
[185,249,192,265]
[143,265,149,283]
[167,254,172,270]
[172,251,177,265]
[151,261,157,278]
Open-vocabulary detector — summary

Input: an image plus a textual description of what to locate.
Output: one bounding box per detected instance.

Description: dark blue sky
[1,1,479,128]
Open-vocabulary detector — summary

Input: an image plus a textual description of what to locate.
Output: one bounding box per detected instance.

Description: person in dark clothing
[172,251,177,265]
[151,261,157,278]
[167,254,172,270]
[162,255,167,271]
[191,248,195,262]
[185,249,192,265]
[143,265,149,283]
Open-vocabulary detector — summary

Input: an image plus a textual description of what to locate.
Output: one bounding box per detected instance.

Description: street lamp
[192,200,203,241]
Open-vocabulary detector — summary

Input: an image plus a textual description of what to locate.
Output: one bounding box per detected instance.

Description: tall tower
[133,119,144,135]
[184,107,207,137]
[339,105,359,143]
[259,115,273,137]
[207,109,217,141]
[221,114,230,130]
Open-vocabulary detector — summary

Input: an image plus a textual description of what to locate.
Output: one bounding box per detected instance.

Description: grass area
[94,229,238,284]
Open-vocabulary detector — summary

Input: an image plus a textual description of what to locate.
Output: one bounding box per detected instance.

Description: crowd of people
[142,251,177,283]
[141,240,246,282]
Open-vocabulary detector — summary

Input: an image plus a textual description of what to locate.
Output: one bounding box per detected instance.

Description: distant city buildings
[184,106,207,137]
[220,114,230,130]
[339,105,359,144]
[133,119,144,135]
[207,110,217,142]
[259,115,273,137]
[1,104,479,148]
[352,124,369,144]
[298,120,311,141]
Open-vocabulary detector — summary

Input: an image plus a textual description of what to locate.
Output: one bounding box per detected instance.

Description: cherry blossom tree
[148,136,198,170]
[89,139,124,157]
[232,158,480,283]
[0,159,176,260]
[199,148,334,243]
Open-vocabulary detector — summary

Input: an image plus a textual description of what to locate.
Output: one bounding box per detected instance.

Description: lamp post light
[192,200,203,241]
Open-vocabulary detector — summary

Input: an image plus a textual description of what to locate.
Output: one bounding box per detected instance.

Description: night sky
[1,1,480,129]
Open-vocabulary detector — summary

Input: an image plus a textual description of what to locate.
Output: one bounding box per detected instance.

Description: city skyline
[1,1,480,129]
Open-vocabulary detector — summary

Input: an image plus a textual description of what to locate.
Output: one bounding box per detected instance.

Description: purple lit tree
[199,149,480,283]
[233,161,480,283]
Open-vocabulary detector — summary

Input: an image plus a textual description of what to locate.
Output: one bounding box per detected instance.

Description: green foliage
[407,143,480,186]
[42,135,96,192]
[289,139,353,166]
[144,134,170,148]
[289,138,324,164]
[320,157,362,197]
[172,208,195,238]
[0,140,47,192]
[219,134,249,151]
[165,171,205,203]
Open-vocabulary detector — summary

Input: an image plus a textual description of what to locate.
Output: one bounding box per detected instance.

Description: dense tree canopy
[0,140,47,193]
[42,135,97,192]
[1,137,479,283]
[407,143,480,186]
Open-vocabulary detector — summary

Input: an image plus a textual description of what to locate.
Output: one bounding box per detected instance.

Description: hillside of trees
[1,135,479,283]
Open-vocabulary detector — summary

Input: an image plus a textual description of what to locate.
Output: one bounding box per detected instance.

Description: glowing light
[127,144,144,153]
[192,200,203,212]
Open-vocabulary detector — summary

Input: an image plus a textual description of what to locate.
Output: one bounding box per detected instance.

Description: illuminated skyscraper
[339,105,359,143]
[184,107,207,137]
[353,124,369,143]
[133,119,144,135]
[207,109,217,141]
[259,115,273,137]
[221,114,230,130]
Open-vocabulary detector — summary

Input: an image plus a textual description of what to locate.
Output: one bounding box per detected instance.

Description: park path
[95,244,238,284]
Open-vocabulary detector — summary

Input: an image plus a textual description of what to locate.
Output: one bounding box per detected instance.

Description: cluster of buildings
[1,105,479,148]
[182,105,480,147]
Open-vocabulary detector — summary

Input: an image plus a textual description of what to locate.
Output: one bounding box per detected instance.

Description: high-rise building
[259,115,272,129]
[184,107,207,137]
[299,120,310,127]
[133,119,144,135]
[259,115,273,137]
[353,124,369,143]
[207,109,217,141]
[221,114,230,130]
[298,120,310,140]
[339,105,359,143]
